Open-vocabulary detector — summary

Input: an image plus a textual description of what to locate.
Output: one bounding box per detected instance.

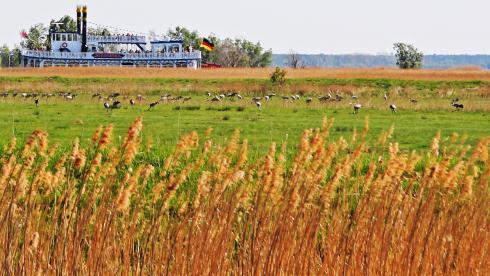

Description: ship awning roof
[150,40,183,44]
[50,31,79,34]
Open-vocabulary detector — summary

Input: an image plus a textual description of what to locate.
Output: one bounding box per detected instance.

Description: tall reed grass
[0,117,488,274]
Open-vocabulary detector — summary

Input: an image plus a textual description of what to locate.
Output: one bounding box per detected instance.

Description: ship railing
[22,50,201,60]
[125,52,202,59]
[87,35,146,43]
[22,50,91,59]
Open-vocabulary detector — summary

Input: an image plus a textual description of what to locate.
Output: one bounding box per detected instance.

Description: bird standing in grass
[210,96,221,102]
[35,99,39,107]
[129,99,135,106]
[353,103,362,114]
[306,97,312,105]
[451,100,464,110]
[390,104,397,113]
[148,101,158,111]
[112,101,121,109]
[104,102,110,112]
[384,93,388,101]
[255,101,262,110]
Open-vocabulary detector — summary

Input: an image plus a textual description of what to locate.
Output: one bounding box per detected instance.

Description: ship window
[62,34,66,41]
[67,34,72,41]
[73,34,78,41]
[55,34,61,41]
[170,44,179,52]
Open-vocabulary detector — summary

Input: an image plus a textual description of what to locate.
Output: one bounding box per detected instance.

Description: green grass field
[1,94,489,158]
[1,74,490,156]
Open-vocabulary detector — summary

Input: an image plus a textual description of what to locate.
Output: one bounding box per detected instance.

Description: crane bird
[353,103,362,114]
[318,95,331,102]
[451,100,464,110]
[306,97,312,104]
[34,99,39,107]
[265,95,270,101]
[255,101,262,110]
[206,92,212,97]
[129,99,135,106]
[237,94,243,100]
[111,101,121,109]
[389,104,397,113]
[103,102,110,112]
[384,93,388,101]
[148,101,159,110]
[210,96,221,102]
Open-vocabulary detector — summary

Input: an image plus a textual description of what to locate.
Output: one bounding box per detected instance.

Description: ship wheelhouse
[51,32,82,53]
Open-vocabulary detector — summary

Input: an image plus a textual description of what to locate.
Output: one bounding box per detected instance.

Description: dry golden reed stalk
[0,117,488,275]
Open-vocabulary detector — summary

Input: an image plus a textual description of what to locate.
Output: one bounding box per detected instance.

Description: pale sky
[2,0,490,54]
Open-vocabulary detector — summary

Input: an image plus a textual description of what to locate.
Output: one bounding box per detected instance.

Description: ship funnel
[81,5,88,52]
[76,6,81,34]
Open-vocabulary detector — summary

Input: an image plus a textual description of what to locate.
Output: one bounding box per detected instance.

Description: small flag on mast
[200,38,215,51]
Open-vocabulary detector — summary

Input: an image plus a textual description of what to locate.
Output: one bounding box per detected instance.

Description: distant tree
[0,45,11,67]
[0,45,21,67]
[235,39,272,68]
[88,27,111,36]
[287,50,302,69]
[21,24,48,50]
[207,38,271,67]
[167,26,200,49]
[49,15,77,33]
[393,42,423,69]
[270,67,287,86]
[212,38,247,67]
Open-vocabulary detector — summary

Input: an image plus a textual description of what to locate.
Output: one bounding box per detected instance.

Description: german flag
[200,38,215,51]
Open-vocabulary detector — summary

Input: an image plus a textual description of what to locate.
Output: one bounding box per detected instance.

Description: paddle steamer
[21,6,201,68]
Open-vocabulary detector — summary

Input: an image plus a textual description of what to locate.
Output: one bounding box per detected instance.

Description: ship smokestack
[76,6,81,34]
[81,5,88,52]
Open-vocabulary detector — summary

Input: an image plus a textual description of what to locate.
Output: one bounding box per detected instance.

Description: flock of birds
[0,90,466,114]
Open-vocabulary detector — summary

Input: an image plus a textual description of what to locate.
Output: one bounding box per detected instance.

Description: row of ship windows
[52,34,79,42]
